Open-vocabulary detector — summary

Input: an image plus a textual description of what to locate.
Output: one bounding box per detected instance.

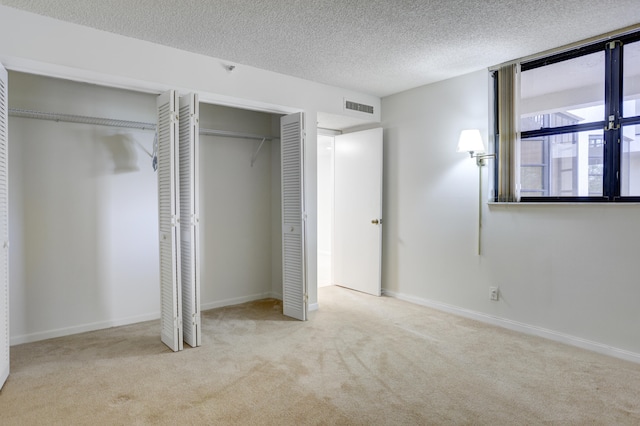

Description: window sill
[488,201,640,207]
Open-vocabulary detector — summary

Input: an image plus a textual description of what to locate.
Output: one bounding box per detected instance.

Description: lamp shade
[457,129,485,153]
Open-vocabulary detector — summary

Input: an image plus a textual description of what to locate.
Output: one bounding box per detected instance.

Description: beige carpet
[1,285,639,425]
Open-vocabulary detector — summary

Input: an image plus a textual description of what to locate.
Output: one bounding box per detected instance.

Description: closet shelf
[9,108,156,130]
[9,108,279,142]
[199,128,276,141]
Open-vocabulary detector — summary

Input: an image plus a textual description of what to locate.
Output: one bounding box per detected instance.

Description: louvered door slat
[281,112,306,321]
[0,63,9,389]
[157,90,182,352]
[179,93,200,348]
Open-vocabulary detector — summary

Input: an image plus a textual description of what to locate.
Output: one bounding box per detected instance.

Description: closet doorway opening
[197,102,286,314]
[317,131,337,289]
[8,71,161,345]
[6,71,302,348]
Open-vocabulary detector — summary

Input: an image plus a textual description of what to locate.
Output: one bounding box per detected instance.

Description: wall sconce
[457,129,494,255]
[457,129,495,166]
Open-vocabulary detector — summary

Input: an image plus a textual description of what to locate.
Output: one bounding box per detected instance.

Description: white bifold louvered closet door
[281,112,307,321]
[157,90,183,352]
[178,94,201,348]
[0,63,9,389]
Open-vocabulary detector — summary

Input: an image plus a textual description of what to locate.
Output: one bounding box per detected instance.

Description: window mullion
[603,40,623,199]
[521,121,606,139]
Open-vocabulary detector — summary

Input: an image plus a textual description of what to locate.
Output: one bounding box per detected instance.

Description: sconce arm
[473,153,496,167]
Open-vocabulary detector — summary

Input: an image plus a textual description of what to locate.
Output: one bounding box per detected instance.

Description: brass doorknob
[371,219,379,225]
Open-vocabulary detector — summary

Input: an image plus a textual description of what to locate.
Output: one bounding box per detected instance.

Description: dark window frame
[495,30,640,202]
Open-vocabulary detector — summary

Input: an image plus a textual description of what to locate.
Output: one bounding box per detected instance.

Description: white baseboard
[383,289,640,364]
[201,292,275,311]
[12,293,284,345]
[201,292,318,315]
[201,291,317,313]
[10,312,160,346]
[270,291,283,301]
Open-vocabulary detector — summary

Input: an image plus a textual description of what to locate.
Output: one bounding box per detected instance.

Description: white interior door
[281,112,307,320]
[179,93,201,348]
[157,90,183,351]
[334,128,383,296]
[0,63,9,389]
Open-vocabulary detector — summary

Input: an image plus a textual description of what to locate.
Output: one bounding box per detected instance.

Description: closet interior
[7,71,284,346]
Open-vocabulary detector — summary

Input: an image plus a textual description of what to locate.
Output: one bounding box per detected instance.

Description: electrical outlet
[489,287,499,301]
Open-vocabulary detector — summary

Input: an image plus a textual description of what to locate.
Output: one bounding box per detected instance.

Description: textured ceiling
[1,0,640,97]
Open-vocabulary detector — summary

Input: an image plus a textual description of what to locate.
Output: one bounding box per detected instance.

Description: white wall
[382,69,640,360]
[9,72,159,344]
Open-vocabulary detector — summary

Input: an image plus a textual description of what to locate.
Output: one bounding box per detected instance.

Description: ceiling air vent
[345,100,374,114]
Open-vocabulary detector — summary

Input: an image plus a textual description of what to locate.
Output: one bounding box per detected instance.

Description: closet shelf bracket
[250,138,266,167]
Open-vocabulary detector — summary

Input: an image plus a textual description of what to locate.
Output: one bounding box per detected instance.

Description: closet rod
[9,108,280,141]
[9,108,156,131]
[199,128,276,141]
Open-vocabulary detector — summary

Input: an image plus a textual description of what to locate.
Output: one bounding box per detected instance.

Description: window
[520,113,582,196]
[621,40,640,196]
[493,30,640,202]
[588,135,604,196]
